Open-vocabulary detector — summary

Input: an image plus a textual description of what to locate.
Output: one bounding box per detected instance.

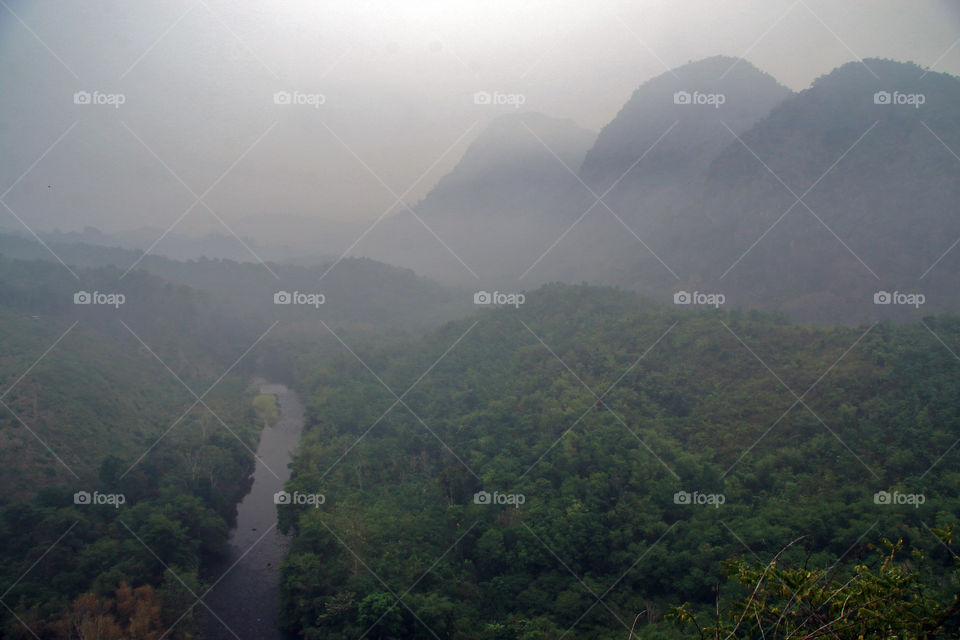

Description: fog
[5,5,960,636]
[1,0,959,256]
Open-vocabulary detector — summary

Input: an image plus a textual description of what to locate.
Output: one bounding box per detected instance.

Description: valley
[1,10,959,636]
[199,383,305,640]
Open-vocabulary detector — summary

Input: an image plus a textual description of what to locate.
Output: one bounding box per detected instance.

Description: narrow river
[199,382,304,639]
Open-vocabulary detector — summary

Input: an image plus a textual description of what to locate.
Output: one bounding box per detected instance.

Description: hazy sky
[1,0,959,241]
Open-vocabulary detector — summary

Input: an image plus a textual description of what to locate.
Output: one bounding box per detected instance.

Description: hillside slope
[278,283,960,638]
[618,58,960,323]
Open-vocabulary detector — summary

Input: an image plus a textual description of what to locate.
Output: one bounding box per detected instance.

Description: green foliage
[253,393,280,426]
[0,258,264,638]
[279,284,960,639]
[670,530,960,639]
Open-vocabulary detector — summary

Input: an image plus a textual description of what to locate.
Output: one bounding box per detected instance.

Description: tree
[669,531,960,639]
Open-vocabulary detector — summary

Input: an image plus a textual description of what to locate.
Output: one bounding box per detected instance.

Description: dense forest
[0,244,473,638]
[0,256,271,637]
[277,284,960,639]
[3,255,958,639]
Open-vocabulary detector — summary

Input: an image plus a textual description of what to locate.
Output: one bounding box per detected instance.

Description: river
[198,382,304,639]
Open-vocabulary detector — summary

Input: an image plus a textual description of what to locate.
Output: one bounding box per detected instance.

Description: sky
[1,0,959,243]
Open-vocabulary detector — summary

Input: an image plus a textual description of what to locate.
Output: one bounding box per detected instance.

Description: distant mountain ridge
[0,230,470,334]
[533,55,793,283]
[419,111,595,218]
[350,55,960,324]
[615,57,960,322]
[354,111,597,284]
[352,59,791,287]
[580,55,791,196]
[17,55,958,324]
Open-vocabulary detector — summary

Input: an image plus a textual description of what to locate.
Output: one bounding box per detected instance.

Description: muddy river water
[199,383,304,639]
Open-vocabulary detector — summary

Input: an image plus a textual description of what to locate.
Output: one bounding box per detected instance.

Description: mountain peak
[416,112,595,208]
[579,56,791,191]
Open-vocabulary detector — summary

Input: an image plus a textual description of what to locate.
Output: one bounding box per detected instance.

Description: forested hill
[0,242,471,499]
[0,231,469,334]
[0,256,257,493]
[0,236,477,637]
[0,256,269,637]
[279,283,960,639]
